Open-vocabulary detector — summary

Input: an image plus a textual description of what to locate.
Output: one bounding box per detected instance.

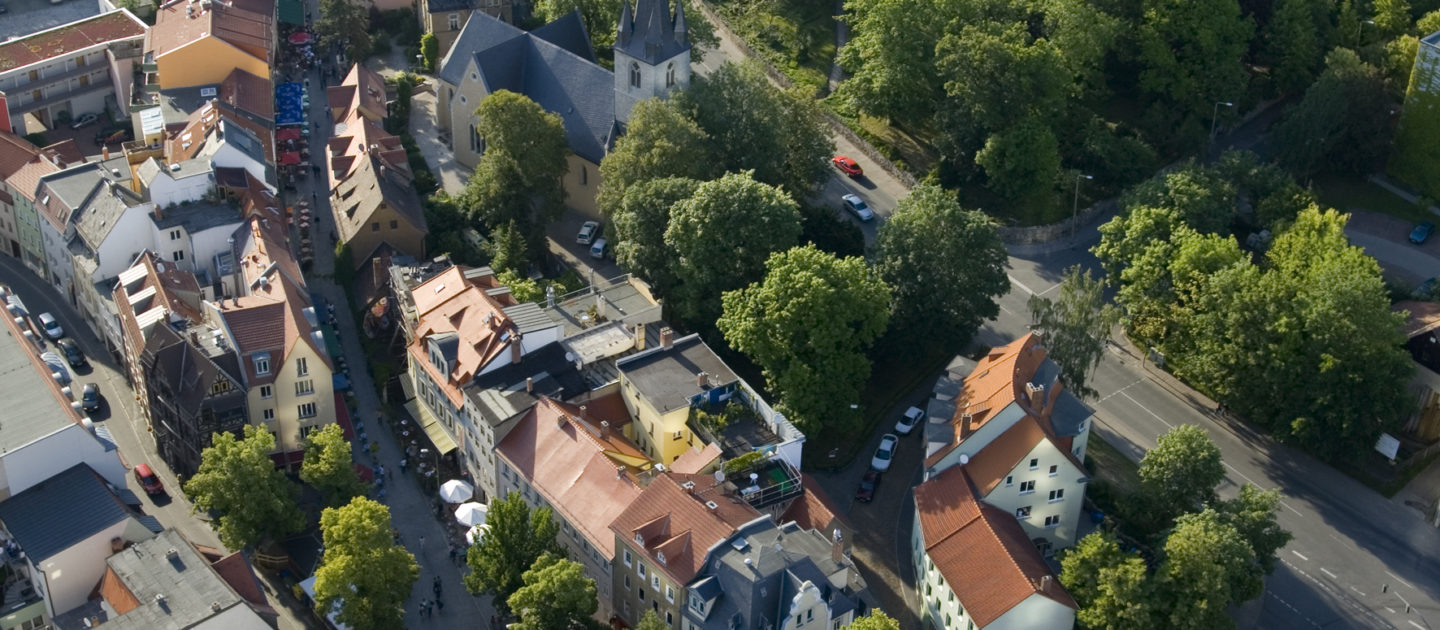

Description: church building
[435,0,692,214]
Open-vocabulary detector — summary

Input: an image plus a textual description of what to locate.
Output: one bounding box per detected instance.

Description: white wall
[1,425,127,499]
[612,48,690,125]
[149,172,212,208]
[194,600,273,630]
[779,582,830,630]
[985,593,1076,630]
[209,141,268,186]
[978,439,1088,552]
[37,518,151,616]
[189,222,243,279]
[92,203,156,280]
[40,217,74,300]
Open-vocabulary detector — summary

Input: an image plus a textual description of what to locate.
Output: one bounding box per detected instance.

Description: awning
[334,392,355,439]
[280,152,301,165]
[288,32,314,46]
[403,399,458,455]
[277,128,301,141]
[277,0,304,25]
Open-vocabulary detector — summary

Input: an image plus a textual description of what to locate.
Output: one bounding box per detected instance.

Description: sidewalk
[299,43,495,628]
[409,90,467,196]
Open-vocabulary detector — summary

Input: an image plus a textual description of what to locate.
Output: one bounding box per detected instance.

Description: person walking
[432,576,442,598]
[417,600,427,619]
[448,543,457,565]
[418,535,426,556]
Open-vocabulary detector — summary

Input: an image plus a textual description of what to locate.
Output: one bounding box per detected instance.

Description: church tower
[614,0,692,125]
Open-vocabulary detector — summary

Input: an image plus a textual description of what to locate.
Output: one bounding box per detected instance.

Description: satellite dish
[959,454,970,465]
[713,470,724,483]
[565,351,576,363]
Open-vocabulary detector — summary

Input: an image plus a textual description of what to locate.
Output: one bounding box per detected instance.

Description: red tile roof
[928,334,1050,467]
[329,64,389,122]
[610,472,761,585]
[495,398,648,559]
[669,443,720,475]
[220,68,275,120]
[218,216,326,383]
[407,266,516,407]
[210,551,275,617]
[780,473,847,533]
[150,0,274,64]
[914,466,1077,626]
[4,158,60,203]
[0,132,41,180]
[0,10,147,73]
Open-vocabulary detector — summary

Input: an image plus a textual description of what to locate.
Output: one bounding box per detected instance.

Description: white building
[0,10,148,135]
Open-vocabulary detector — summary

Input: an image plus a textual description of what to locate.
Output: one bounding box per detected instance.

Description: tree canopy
[462,91,570,266]
[507,553,604,630]
[1136,0,1253,148]
[1027,266,1120,400]
[1138,425,1225,525]
[314,498,419,630]
[301,424,365,508]
[465,492,563,617]
[1273,48,1392,177]
[612,177,699,295]
[872,184,1008,353]
[719,245,891,437]
[597,99,714,219]
[847,611,902,630]
[316,0,371,62]
[184,425,303,549]
[1060,532,1156,629]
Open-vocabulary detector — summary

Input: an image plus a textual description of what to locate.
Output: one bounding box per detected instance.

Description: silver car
[842,194,875,221]
[38,312,63,339]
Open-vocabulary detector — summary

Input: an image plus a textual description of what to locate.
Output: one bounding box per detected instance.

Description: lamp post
[1209,101,1234,153]
[416,53,425,73]
[1071,173,1093,240]
[1355,18,1375,46]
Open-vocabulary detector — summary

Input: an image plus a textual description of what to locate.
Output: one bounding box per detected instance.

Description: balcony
[726,456,803,510]
[141,52,157,74]
[0,555,44,621]
[143,72,161,94]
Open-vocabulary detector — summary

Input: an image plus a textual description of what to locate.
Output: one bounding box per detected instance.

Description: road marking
[1036,282,1061,297]
[1386,572,1415,590]
[1410,622,1424,630]
[1388,608,1399,614]
[1292,550,1309,561]
[1007,275,1037,296]
[1321,568,1338,579]
[1351,586,1367,597]
[1117,391,1175,428]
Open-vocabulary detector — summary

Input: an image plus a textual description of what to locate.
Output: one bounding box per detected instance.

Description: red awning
[280,152,302,165]
[335,392,355,440]
[288,32,314,45]
[276,128,301,141]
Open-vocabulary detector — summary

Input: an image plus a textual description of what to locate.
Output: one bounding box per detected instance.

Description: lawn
[1085,436,1142,498]
[1314,176,1436,224]
[854,114,940,176]
[711,0,837,96]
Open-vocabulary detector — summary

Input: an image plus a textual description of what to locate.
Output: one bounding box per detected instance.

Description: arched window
[666,62,675,88]
[630,62,641,88]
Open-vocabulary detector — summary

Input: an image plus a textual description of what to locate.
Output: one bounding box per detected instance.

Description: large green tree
[674,62,833,197]
[836,0,951,123]
[507,553,604,630]
[597,99,714,219]
[612,177,699,295]
[1156,510,1261,629]
[316,0,371,61]
[935,21,1070,141]
[463,91,569,263]
[871,184,1008,353]
[184,426,304,550]
[1120,161,1237,235]
[301,424,365,508]
[719,245,891,436]
[533,0,718,62]
[974,116,1063,205]
[1136,0,1253,148]
[664,172,802,325]
[314,498,419,630]
[465,492,563,617]
[1060,532,1157,629]
[635,610,669,630]
[847,611,902,630]
[1027,266,1120,400]
[1273,49,1392,177]
[1262,0,1324,94]
[1215,484,1292,573]
[1138,425,1225,525]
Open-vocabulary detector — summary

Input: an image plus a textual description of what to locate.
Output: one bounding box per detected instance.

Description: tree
[1094,205,1185,280]
[314,498,419,630]
[612,177,699,295]
[534,0,717,63]
[1156,510,1261,629]
[507,553,603,630]
[1026,266,1120,399]
[463,91,569,263]
[465,492,563,617]
[974,116,1062,205]
[663,172,802,324]
[836,0,950,123]
[847,611,902,630]
[1214,484,1292,573]
[597,99,714,219]
[301,424,365,507]
[485,220,529,276]
[316,0,372,61]
[674,62,834,197]
[1263,0,1323,94]
[635,610,669,630]
[1272,49,1392,177]
[872,184,1008,352]
[421,33,439,72]
[184,425,304,550]
[1136,0,1253,148]
[718,245,891,436]
[935,21,1071,138]
[1060,532,1157,629]
[1120,162,1237,234]
[1137,425,1225,524]
[1373,0,1414,38]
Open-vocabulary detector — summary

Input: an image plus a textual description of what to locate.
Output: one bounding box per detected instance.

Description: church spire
[618,0,633,45]
[614,0,689,65]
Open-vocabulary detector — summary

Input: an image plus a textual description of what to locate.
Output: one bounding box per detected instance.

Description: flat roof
[616,333,738,414]
[0,292,80,453]
[0,0,103,42]
[0,10,147,74]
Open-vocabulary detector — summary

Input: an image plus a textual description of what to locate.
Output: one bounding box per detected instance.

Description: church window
[630,62,641,88]
[666,62,675,88]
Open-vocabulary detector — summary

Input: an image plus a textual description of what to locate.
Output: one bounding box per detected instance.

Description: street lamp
[1355,18,1376,46]
[416,53,425,72]
[1209,101,1234,151]
[1071,173,1094,240]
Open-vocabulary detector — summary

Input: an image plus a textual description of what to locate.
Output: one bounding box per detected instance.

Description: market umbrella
[454,502,488,527]
[439,479,474,503]
[465,524,490,545]
[288,32,314,45]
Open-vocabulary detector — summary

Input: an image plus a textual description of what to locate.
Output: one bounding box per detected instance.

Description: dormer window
[634,532,644,545]
[253,353,271,376]
[656,551,666,566]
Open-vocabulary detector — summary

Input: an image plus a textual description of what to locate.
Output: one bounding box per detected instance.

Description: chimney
[831,528,844,564]
[634,322,646,350]
[1040,575,1052,591]
[556,413,567,430]
[372,257,385,292]
[659,326,674,350]
[696,371,708,388]
[525,377,533,393]
[102,145,110,160]
[1026,383,1045,413]
[510,333,523,363]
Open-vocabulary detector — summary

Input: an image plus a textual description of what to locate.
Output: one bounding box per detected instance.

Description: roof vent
[170,163,181,172]
[165,547,179,559]
[111,168,121,177]
[154,593,166,604]
[616,465,626,478]
[211,601,223,612]
[705,500,719,510]
[681,481,695,492]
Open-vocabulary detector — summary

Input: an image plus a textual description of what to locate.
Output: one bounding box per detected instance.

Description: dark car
[855,470,880,503]
[1411,221,1435,245]
[133,464,165,495]
[81,382,101,413]
[58,338,87,368]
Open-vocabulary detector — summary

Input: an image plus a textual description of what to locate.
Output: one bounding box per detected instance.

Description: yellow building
[615,329,740,465]
[146,0,274,90]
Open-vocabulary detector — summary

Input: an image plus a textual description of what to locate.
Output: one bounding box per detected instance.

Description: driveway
[1345,210,1440,286]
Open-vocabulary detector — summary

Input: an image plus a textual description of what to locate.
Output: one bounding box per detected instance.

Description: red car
[133,464,165,495]
[832,155,863,177]
[855,470,880,503]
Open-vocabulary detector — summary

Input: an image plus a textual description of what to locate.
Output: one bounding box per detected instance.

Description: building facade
[0,10,147,135]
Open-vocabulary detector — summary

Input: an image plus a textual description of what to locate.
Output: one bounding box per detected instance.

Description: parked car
[58,338,87,368]
[832,155,862,177]
[1411,221,1435,245]
[855,470,880,503]
[81,382,101,413]
[895,406,924,436]
[133,463,165,495]
[37,312,63,339]
[841,194,875,222]
[577,221,601,245]
[590,238,608,259]
[0,3,9,13]
[70,113,99,129]
[871,433,899,472]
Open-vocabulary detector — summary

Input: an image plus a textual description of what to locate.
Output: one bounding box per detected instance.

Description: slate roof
[913,466,1077,627]
[616,0,688,64]
[442,11,617,163]
[464,342,589,426]
[0,464,148,563]
[102,529,270,630]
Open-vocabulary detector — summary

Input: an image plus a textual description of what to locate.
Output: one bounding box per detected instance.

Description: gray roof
[425,0,480,12]
[616,0,689,65]
[443,11,617,163]
[1050,389,1093,439]
[465,341,587,425]
[0,304,78,453]
[617,333,737,414]
[0,0,102,41]
[0,464,143,562]
[74,184,140,249]
[502,301,556,335]
[143,325,246,418]
[542,275,664,337]
[1424,30,1440,46]
[151,201,244,234]
[103,529,264,630]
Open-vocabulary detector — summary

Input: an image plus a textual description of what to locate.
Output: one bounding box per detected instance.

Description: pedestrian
[448,543,457,564]
[435,598,445,613]
[400,459,408,473]
[433,576,442,596]
[425,599,434,617]
[419,535,426,554]
[417,600,426,618]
